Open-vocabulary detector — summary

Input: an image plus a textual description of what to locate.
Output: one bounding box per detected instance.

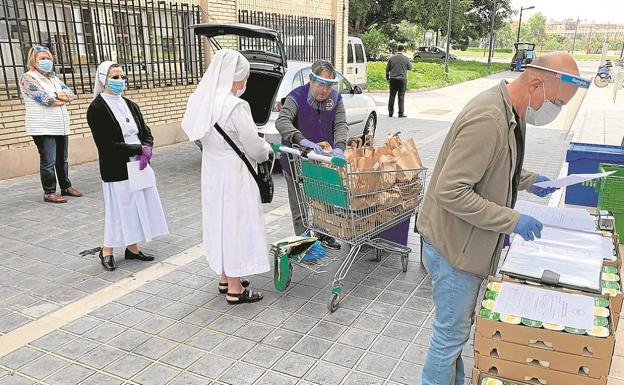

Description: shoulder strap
[213,123,259,180]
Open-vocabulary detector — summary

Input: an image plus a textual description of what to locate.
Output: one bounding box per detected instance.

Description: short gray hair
[311,60,336,78]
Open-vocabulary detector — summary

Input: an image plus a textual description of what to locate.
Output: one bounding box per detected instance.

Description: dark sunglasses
[109,75,127,80]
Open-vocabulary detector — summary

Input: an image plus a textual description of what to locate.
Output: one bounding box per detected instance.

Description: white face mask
[525,84,562,126]
[235,81,247,98]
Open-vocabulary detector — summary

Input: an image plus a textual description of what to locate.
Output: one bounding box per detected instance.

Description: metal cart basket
[280,145,427,312]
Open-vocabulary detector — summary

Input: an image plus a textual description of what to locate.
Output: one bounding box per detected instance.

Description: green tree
[542,34,571,51]
[519,12,547,47]
[495,19,515,48]
[360,27,388,60]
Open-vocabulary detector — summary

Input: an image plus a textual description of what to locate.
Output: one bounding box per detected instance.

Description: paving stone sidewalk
[0,73,574,385]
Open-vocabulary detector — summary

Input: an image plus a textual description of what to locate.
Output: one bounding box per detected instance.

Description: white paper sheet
[127,161,156,191]
[533,171,616,188]
[514,200,596,232]
[493,282,595,330]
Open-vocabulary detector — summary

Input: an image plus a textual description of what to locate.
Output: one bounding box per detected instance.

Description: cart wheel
[328,293,340,313]
[401,254,409,272]
[375,249,382,262]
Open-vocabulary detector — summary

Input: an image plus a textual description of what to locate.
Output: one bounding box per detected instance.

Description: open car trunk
[191,23,288,126]
[241,69,283,125]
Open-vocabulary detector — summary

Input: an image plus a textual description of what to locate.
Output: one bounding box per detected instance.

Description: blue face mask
[107,78,125,95]
[37,59,53,73]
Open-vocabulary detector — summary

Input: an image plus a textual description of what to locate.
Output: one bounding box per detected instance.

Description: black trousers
[388,78,407,116]
[32,135,72,195]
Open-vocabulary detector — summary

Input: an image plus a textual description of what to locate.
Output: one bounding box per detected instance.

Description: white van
[345,36,367,89]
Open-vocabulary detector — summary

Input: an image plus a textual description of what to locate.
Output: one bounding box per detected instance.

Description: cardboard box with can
[475,354,608,385]
[470,368,533,385]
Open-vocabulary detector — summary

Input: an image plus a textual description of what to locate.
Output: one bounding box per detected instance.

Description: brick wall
[0,85,197,180]
[0,86,196,152]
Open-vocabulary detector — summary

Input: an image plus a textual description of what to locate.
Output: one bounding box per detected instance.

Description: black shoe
[398,114,407,118]
[99,250,116,271]
[389,112,393,117]
[125,248,154,261]
[319,235,341,250]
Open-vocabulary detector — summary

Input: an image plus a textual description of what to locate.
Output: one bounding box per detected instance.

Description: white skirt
[103,180,169,248]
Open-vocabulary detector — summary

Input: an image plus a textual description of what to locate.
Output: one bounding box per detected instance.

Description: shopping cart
[275,144,427,312]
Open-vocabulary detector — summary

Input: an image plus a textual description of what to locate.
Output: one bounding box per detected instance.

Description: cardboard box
[475,354,607,385]
[470,368,533,385]
[474,336,611,378]
[475,316,616,360]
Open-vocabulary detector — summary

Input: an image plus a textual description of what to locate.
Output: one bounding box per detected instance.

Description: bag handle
[213,122,260,182]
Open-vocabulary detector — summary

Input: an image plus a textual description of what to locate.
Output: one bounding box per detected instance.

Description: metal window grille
[0,0,204,99]
[238,10,335,65]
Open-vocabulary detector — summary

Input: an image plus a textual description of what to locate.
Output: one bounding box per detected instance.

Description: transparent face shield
[525,64,591,132]
[308,73,340,111]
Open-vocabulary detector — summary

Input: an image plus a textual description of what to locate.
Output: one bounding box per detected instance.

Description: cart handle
[271,143,347,168]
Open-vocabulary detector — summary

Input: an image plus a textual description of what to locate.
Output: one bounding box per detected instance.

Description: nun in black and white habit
[86,60,169,271]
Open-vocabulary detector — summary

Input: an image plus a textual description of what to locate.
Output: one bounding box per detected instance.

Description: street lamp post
[516,5,535,43]
[445,0,453,74]
[487,0,497,67]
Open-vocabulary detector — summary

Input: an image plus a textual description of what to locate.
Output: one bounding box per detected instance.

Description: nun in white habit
[86,61,169,271]
[182,49,272,304]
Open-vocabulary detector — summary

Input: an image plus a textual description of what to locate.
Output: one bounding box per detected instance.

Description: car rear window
[355,44,365,63]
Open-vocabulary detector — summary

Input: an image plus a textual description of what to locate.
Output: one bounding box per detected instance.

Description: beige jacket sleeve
[434,114,520,234]
[518,169,538,191]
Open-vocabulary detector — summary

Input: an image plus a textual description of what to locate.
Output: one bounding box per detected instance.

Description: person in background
[416,52,586,385]
[19,45,82,203]
[386,44,412,118]
[182,49,272,304]
[86,61,168,271]
[275,60,347,250]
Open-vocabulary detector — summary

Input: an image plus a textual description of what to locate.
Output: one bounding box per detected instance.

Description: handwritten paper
[514,200,596,232]
[533,171,616,189]
[127,161,156,191]
[493,282,595,330]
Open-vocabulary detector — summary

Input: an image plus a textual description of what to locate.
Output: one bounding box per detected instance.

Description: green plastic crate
[594,163,624,243]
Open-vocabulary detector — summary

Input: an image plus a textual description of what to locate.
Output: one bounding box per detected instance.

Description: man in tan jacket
[417,52,587,385]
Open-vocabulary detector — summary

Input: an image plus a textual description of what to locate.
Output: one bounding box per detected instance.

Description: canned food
[500,315,521,324]
[602,281,621,290]
[594,316,609,327]
[602,288,619,296]
[588,325,609,337]
[603,266,618,274]
[564,326,587,335]
[481,299,496,310]
[487,282,502,292]
[479,308,501,321]
[543,323,565,331]
[594,307,610,317]
[521,318,543,328]
[602,273,620,282]
[480,378,503,385]
[485,290,498,300]
[594,297,610,308]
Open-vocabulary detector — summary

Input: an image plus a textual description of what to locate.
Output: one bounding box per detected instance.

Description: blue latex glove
[332,148,345,159]
[513,214,543,241]
[531,175,559,197]
[299,139,323,154]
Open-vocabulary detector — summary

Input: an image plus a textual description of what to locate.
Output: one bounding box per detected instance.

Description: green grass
[457,47,621,61]
[367,60,509,91]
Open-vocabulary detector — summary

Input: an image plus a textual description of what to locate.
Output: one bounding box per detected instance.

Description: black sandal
[226,288,263,305]
[218,279,250,294]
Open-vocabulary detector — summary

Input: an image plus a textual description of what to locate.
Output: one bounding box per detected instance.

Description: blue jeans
[32,135,71,195]
[421,239,482,385]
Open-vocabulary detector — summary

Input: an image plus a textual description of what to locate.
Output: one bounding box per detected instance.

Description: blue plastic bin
[565,142,624,206]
